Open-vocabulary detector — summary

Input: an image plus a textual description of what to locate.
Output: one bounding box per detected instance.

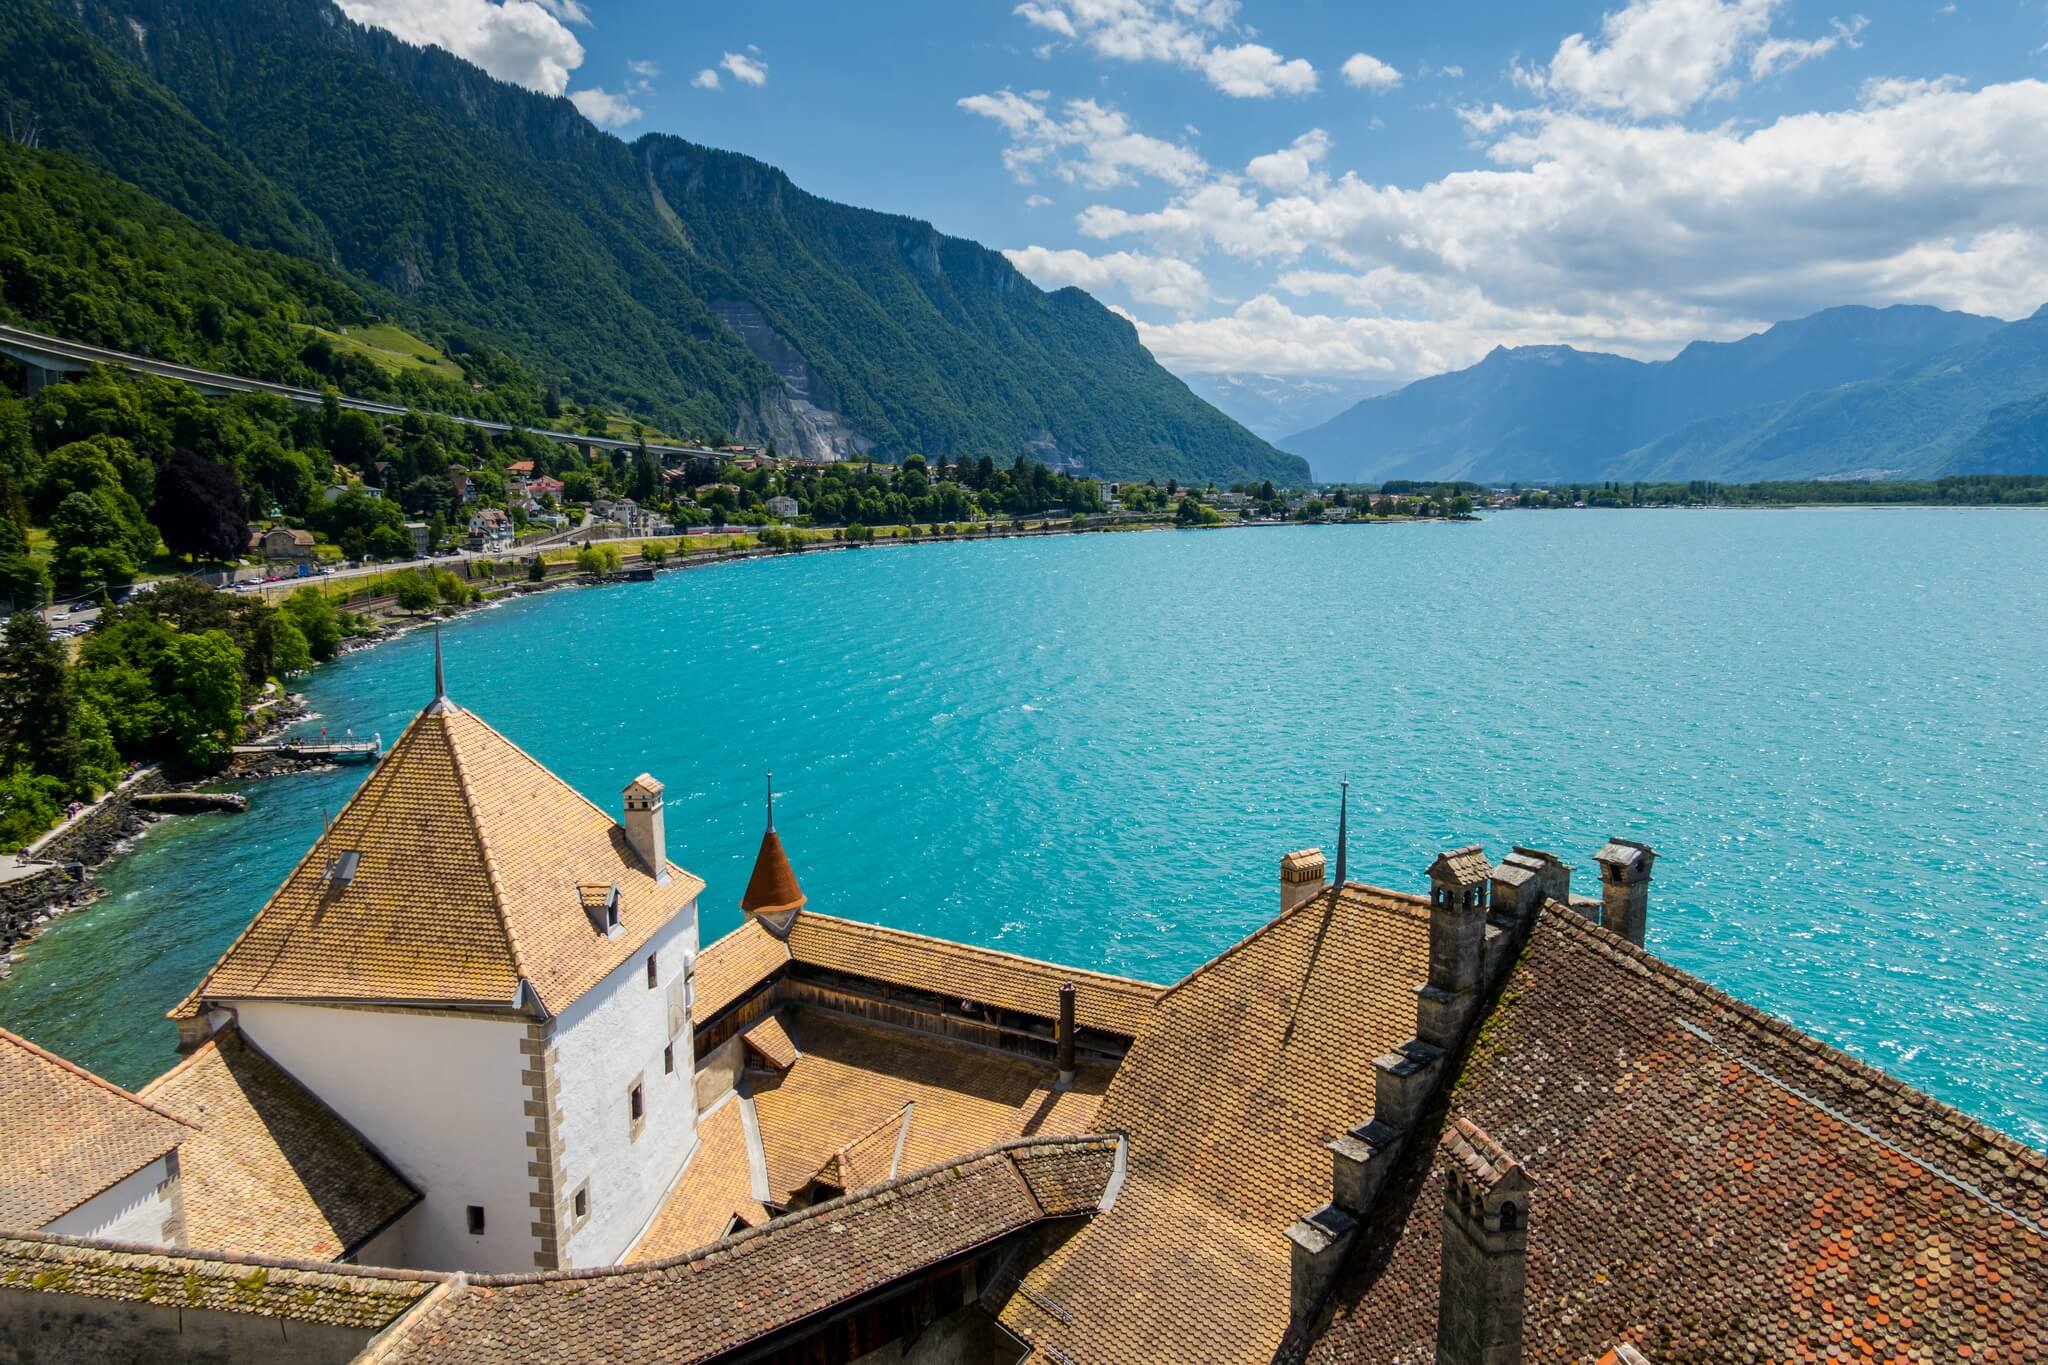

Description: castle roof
[179,702,703,1019]
[139,1030,417,1262]
[360,1136,1124,1365]
[0,1026,196,1232]
[739,827,805,917]
[989,882,1434,1363]
[1426,844,1492,886]
[1299,905,2048,1362]
[689,911,1165,1037]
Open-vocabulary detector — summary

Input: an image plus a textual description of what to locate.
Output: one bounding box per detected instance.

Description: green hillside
[0,0,1302,484]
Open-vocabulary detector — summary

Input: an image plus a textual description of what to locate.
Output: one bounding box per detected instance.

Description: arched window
[1498,1202,1521,1233]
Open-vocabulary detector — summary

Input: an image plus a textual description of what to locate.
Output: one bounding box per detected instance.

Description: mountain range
[0,0,1305,487]
[1284,304,2048,484]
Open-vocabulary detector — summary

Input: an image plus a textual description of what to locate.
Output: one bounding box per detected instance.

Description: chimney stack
[1418,846,1492,1048]
[1593,839,1656,946]
[1280,848,1328,916]
[1056,982,1076,1087]
[1435,1117,1532,1365]
[623,774,669,885]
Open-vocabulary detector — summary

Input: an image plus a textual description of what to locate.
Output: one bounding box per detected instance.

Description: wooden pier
[230,736,382,763]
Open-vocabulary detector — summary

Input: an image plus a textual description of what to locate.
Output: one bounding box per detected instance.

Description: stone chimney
[1593,839,1656,946]
[623,774,669,885]
[1489,847,1570,924]
[1280,848,1328,916]
[1436,1117,1532,1365]
[1418,846,1492,1048]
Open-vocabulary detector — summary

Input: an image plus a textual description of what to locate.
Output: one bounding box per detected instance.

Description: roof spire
[1332,780,1349,889]
[766,770,775,833]
[433,623,446,701]
[742,771,805,934]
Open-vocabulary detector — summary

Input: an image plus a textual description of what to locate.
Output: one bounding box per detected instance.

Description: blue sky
[340,0,2048,418]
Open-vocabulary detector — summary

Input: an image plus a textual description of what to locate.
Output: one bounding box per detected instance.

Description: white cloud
[1455,102,1535,136]
[720,51,769,86]
[1004,245,1212,310]
[958,90,1207,188]
[534,0,588,23]
[335,0,584,95]
[1859,73,1964,105]
[1074,78,2048,379]
[1751,15,1867,79]
[1341,52,1402,91]
[1011,0,1317,98]
[1518,0,1865,120]
[627,58,659,78]
[693,68,720,89]
[1246,129,1330,192]
[569,86,642,126]
[1026,194,1054,208]
[1440,64,1466,79]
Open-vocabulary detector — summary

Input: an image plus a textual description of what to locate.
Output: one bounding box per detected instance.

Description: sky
[333,0,2048,401]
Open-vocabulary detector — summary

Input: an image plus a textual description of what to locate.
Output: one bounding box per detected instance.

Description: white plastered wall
[550,897,700,1267]
[43,1153,179,1244]
[231,1001,530,1273]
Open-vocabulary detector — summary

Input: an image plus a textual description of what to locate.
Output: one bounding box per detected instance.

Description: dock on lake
[230,736,382,763]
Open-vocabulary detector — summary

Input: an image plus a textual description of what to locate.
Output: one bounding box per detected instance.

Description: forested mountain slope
[0,0,1302,484]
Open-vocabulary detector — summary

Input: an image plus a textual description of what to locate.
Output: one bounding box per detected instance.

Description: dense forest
[0,0,1304,486]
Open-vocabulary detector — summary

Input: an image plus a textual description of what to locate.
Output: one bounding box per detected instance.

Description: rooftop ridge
[461,1133,1122,1288]
[795,911,1167,994]
[1,1026,199,1133]
[0,1227,450,1283]
[1153,881,1428,1006]
[1535,902,2048,1186]
[435,709,533,1010]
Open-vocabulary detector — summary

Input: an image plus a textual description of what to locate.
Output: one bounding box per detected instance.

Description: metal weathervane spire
[1332,780,1349,889]
[766,771,775,832]
[433,622,446,701]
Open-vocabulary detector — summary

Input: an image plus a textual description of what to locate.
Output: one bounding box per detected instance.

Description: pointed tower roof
[740,773,806,920]
[184,702,705,1019]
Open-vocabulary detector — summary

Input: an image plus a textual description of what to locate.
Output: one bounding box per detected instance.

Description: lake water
[3,512,2044,1146]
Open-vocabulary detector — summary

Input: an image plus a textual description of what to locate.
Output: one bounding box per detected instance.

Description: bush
[0,770,65,849]
[392,570,436,612]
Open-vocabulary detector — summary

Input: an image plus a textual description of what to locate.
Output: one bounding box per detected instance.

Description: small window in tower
[466,1205,486,1236]
[629,1082,644,1122]
[664,1043,675,1074]
[647,953,658,989]
[607,898,621,931]
[572,1185,589,1223]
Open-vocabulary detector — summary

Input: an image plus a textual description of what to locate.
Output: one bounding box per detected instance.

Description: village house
[2,655,2044,1364]
[251,525,316,565]
[764,494,799,519]
[464,507,512,551]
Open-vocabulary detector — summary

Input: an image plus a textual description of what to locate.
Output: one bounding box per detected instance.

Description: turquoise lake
[3,511,2045,1146]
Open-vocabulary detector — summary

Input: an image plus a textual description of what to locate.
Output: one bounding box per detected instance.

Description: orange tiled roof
[1301,905,2048,1361]
[183,703,703,1018]
[786,911,1164,1037]
[990,882,1434,1363]
[750,1010,1112,1206]
[0,1027,196,1231]
[739,827,805,916]
[626,1096,767,1261]
[363,1137,1122,1365]
[690,918,790,1026]
[740,1015,799,1070]
[138,1030,417,1261]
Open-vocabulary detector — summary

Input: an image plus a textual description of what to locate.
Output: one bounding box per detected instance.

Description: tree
[1451,494,1474,516]
[328,410,386,468]
[433,568,472,605]
[271,616,313,676]
[50,490,140,592]
[162,628,244,767]
[574,543,604,575]
[0,475,48,610]
[392,571,436,612]
[154,448,249,563]
[526,555,546,583]
[640,542,668,566]
[281,587,343,660]
[0,612,83,787]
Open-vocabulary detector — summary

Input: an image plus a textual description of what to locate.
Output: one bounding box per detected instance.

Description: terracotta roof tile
[0,1027,195,1231]
[1428,844,1492,886]
[366,1137,1121,1365]
[690,918,789,1026]
[786,912,1163,1038]
[740,1015,799,1071]
[1302,905,2048,1362]
[0,1231,436,1329]
[186,705,703,1018]
[989,883,1433,1364]
[138,1031,417,1262]
[750,1010,1112,1206]
[626,1096,766,1261]
[740,828,805,917]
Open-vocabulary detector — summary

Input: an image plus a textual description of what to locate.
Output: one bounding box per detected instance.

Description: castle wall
[41,1155,178,1246]
[0,1293,372,1365]
[551,899,701,1268]
[232,1002,531,1274]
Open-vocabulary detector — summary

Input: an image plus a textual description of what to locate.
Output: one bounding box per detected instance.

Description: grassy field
[295,323,465,381]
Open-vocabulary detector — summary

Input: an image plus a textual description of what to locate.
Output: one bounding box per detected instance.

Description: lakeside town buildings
[2,649,2043,1363]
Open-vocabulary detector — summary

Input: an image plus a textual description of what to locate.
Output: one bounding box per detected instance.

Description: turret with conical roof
[741,772,805,937]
